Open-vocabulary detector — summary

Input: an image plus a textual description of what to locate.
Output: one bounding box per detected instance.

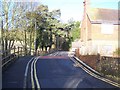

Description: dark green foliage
[61,37,72,51]
[70,21,80,41]
[26,4,62,52]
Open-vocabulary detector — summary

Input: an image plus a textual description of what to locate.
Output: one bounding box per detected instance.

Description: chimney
[83,0,90,14]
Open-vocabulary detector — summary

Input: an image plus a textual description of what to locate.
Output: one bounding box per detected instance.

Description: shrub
[113,48,120,56]
[96,57,120,83]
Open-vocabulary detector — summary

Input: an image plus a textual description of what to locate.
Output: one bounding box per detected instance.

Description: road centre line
[23,57,34,88]
[31,57,36,89]
[23,57,41,89]
[30,57,41,89]
[33,57,40,89]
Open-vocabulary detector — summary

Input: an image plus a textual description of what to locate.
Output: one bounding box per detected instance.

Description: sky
[1,0,119,23]
[40,0,84,23]
[39,0,119,23]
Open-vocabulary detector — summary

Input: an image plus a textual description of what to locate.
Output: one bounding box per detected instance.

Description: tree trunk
[29,31,32,55]
[10,40,15,49]
[41,45,44,51]
[5,11,9,56]
[45,46,47,52]
[5,37,8,57]
[49,29,52,51]
[1,20,4,58]
[9,40,12,50]
[24,30,27,55]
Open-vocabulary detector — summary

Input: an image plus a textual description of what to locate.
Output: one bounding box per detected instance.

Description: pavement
[2,51,119,89]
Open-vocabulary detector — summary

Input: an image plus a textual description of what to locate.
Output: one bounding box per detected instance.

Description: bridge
[1,48,119,89]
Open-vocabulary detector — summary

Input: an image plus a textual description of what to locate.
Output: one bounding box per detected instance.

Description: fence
[1,46,24,71]
[1,46,58,71]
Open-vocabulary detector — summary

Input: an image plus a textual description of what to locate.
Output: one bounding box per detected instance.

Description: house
[80,0,120,56]
[71,39,81,52]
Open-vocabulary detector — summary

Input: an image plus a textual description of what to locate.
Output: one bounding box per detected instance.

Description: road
[2,51,117,89]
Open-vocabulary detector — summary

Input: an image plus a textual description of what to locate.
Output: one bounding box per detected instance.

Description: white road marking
[33,57,40,89]
[30,57,41,89]
[31,58,36,89]
[64,78,82,88]
[23,57,34,88]
[70,57,120,88]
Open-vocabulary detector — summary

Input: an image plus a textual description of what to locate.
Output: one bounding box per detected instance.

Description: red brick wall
[79,55,99,70]
[75,49,100,70]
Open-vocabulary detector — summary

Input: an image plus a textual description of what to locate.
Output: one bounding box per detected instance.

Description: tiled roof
[87,8,120,24]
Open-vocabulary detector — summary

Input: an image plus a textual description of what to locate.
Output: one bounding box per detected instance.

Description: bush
[96,57,120,83]
[113,48,120,56]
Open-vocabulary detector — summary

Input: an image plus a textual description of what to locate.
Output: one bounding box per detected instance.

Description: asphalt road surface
[2,51,117,89]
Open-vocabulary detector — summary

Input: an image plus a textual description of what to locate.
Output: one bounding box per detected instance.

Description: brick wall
[75,48,100,70]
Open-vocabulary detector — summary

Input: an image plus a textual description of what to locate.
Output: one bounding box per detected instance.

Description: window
[101,24,113,34]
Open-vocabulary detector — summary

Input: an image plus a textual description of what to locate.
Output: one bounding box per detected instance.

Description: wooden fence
[1,46,24,70]
[1,46,58,71]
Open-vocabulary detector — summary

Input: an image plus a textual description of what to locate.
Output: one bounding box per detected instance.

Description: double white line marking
[31,57,40,89]
[23,57,40,89]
